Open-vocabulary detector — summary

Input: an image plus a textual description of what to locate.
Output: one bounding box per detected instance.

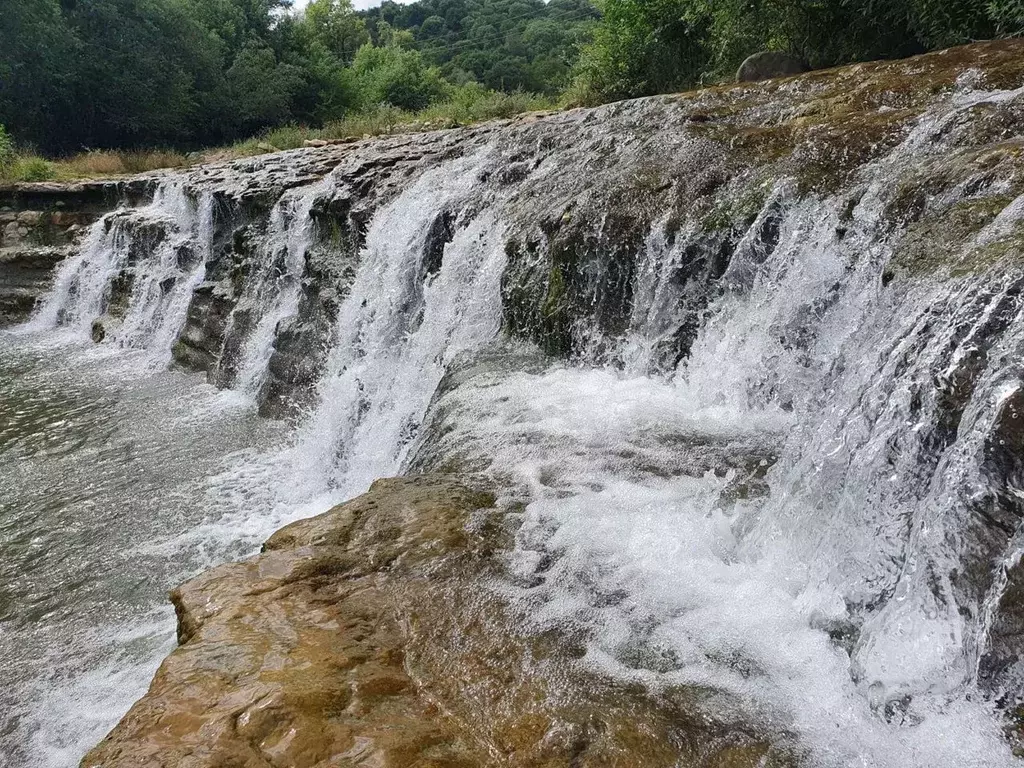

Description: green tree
[0,124,15,175]
[571,0,710,103]
[570,0,1019,105]
[224,44,308,135]
[0,0,79,150]
[350,34,448,110]
[302,0,369,62]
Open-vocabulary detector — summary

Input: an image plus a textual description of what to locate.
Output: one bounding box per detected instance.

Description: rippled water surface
[0,332,285,768]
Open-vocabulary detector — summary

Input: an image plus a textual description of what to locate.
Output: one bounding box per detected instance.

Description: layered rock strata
[0,180,151,326]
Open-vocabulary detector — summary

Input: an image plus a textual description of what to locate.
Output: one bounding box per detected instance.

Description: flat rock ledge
[82,475,781,768]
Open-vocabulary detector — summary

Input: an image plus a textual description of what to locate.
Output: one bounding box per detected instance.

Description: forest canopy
[0,0,596,153]
[1,0,1022,156]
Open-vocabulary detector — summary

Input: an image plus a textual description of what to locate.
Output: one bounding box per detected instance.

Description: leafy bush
[571,0,1024,105]
[262,124,309,151]
[0,124,14,175]
[15,157,55,182]
[350,41,448,111]
[569,0,711,105]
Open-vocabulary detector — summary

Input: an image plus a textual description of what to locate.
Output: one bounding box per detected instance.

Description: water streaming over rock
[228,180,323,398]
[6,43,1024,767]
[25,182,214,365]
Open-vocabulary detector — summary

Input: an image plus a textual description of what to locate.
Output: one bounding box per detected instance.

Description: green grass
[230,91,556,158]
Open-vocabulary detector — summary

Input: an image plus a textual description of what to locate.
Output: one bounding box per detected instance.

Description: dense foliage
[0,0,595,154]
[363,0,598,94]
[572,0,1024,103]
[2,0,1023,157]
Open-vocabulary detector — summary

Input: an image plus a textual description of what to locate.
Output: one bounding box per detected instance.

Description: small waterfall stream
[25,182,214,363]
[229,180,322,398]
[284,152,508,498]
[5,64,1024,767]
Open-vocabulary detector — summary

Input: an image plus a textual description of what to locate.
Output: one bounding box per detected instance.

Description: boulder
[81,475,779,768]
[91,316,113,343]
[737,51,810,82]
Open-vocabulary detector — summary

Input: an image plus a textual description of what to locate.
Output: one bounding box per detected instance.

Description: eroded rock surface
[82,476,782,768]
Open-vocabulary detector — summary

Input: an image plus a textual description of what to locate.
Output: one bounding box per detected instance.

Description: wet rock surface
[19,40,1024,381]
[81,475,781,768]
[0,245,71,326]
[24,39,1024,765]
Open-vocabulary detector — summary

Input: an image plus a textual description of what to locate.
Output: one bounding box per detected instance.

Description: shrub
[350,41,448,111]
[262,124,309,150]
[15,157,55,182]
[0,125,14,175]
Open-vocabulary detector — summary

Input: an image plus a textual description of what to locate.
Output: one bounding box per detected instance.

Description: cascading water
[229,179,322,398]
[404,86,1024,766]
[24,180,214,365]
[4,47,1024,767]
[282,152,508,500]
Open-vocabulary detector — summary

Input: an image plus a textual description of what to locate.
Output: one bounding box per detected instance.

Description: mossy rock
[888,195,1023,279]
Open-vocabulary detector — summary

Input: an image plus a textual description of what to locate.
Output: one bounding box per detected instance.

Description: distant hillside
[361,0,599,94]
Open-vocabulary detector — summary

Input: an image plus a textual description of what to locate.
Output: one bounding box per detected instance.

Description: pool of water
[0,330,285,768]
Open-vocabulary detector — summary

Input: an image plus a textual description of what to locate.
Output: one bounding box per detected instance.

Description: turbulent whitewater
[3,40,1024,768]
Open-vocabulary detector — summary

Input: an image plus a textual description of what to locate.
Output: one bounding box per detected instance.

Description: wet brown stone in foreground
[81,475,781,768]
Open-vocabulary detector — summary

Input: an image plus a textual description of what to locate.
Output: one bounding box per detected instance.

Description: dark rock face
[0,246,69,326]
[736,51,810,82]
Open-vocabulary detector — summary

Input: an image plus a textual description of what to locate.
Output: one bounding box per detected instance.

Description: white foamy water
[25,182,214,367]
[230,178,325,398]
[412,89,1024,765]
[277,151,507,501]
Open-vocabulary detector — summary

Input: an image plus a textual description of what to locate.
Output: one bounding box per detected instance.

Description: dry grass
[2,91,558,183]
[0,148,191,183]
[60,149,189,177]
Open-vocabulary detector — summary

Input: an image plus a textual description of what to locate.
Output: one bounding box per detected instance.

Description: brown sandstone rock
[82,475,781,768]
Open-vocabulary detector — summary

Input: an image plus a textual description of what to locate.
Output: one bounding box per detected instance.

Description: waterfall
[399,89,1024,766]
[12,62,1024,768]
[228,179,324,398]
[284,151,507,498]
[25,180,213,365]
